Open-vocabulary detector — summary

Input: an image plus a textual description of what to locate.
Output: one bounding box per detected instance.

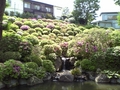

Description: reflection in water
[1,81,120,90]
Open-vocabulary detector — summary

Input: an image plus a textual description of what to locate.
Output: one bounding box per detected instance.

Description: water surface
[2,81,120,90]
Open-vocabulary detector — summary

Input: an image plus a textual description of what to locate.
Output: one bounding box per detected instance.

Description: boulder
[55,57,62,71]
[43,72,52,81]
[5,79,18,88]
[19,79,27,85]
[0,82,5,89]
[117,79,120,84]
[95,74,110,83]
[58,71,74,82]
[110,78,117,84]
[27,76,43,86]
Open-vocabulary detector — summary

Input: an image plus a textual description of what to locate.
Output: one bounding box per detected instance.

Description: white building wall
[5,0,23,14]
[53,6,63,19]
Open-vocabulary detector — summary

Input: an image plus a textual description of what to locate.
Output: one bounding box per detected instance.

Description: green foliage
[52,29,61,35]
[24,21,32,27]
[0,63,5,81]
[0,33,22,52]
[74,60,81,67]
[71,68,81,76]
[43,45,54,55]
[3,59,23,79]
[42,60,55,73]
[117,13,120,25]
[24,62,38,70]
[19,41,32,57]
[114,0,120,5]
[10,24,19,31]
[73,0,100,24]
[0,51,21,62]
[23,35,39,45]
[81,59,95,71]
[35,67,46,79]
[111,30,120,46]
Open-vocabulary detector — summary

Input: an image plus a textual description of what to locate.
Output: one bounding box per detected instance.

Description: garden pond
[1,81,120,90]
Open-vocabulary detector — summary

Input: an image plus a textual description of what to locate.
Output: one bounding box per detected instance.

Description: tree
[0,0,6,40]
[61,7,70,20]
[72,0,100,24]
[114,0,120,5]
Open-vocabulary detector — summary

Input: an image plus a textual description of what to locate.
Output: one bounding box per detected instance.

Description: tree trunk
[0,0,6,40]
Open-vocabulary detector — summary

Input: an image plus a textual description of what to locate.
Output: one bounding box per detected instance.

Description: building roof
[100,12,119,16]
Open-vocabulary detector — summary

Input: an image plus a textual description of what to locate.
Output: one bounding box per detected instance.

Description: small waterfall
[61,57,68,71]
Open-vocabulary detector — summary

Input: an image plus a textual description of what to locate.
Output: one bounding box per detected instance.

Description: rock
[0,82,5,89]
[43,72,52,81]
[5,79,18,88]
[110,78,117,84]
[19,79,27,85]
[117,79,120,84]
[95,74,110,83]
[55,57,62,71]
[27,76,43,86]
[58,71,74,82]
[87,72,96,81]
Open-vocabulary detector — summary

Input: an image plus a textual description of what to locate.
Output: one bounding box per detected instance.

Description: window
[34,5,40,10]
[46,7,51,12]
[24,2,30,8]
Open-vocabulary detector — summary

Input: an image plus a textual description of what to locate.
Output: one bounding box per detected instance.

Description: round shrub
[52,29,61,35]
[67,30,74,36]
[81,59,95,71]
[10,24,19,31]
[8,17,15,23]
[40,39,55,47]
[0,51,21,62]
[24,62,38,70]
[19,41,32,57]
[32,23,44,28]
[14,21,23,28]
[35,67,46,79]
[35,27,43,33]
[27,28,36,34]
[23,21,32,27]
[71,68,81,76]
[20,25,30,30]
[0,33,22,52]
[43,45,54,55]
[42,60,55,73]
[3,59,23,79]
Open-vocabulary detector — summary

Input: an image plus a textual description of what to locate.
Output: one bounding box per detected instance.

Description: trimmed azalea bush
[52,29,61,35]
[14,21,23,28]
[42,60,55,73]
[19,41,32,57]
[71,68,81,76]
[8,17,15,23]
[27,28,36,34]
[80,59,96,71]
[40,39,55,47]
[10,24,19,31]
[43,45,54,55]
[23,21,32,27]
[0,33,22,52]
[3,59,23,79]
[60,42,68,56]
[0,51,21,62]
[20,25,30,31]
[23,35,39,45]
